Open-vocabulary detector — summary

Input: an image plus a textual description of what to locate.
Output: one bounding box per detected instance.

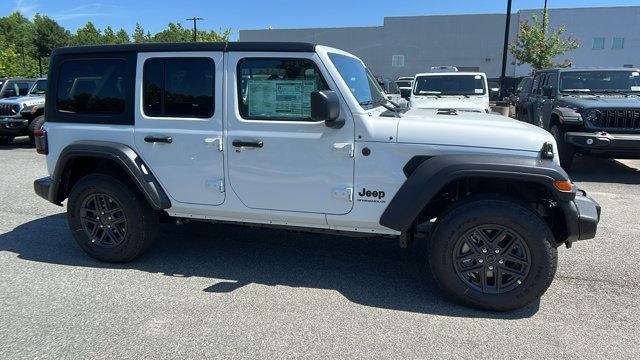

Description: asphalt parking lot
[1,136,639,359]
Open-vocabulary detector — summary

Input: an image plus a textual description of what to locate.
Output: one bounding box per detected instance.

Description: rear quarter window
[57,59,127,115]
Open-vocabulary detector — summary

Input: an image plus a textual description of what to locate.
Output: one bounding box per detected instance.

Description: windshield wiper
[598,89,633,97]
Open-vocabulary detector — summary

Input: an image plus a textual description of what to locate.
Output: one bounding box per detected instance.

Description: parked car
[395,76,413,100]
[0,77,46,145]
[0,78,36,99]
[510,76,534,122]
[33,42,599,311]
[409,72,490,112]
[528,67,640,169]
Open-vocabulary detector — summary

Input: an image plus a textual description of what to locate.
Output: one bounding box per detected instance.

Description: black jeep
[526,68,640,169]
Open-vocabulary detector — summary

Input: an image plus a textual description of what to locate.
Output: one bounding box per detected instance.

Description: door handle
[144,135,173,144]
[232,139,263,148]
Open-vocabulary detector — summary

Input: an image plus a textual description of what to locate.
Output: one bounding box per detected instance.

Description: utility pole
[499,0,513,100]
[186,17,204,42]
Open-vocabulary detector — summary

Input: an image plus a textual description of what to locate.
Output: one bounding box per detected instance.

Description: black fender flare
[379,155,575,232]
[50,141,171,210]
[552,107,582,126]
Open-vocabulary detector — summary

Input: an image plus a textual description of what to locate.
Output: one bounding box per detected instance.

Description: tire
[550,125,575,170]
[0,135,15,145]
[428,198,557,311]
[67,173,158,263]
[28,115,46,145]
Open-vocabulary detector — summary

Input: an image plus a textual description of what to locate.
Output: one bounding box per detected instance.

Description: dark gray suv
[528,68,640,169]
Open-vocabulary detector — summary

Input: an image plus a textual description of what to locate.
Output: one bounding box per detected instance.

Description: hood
[410,95,489,111]
[558,95,640,109]
[397,108,554,152]
[0,94,45,106]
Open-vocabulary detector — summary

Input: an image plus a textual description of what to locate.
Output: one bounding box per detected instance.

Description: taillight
[34,129,48,155]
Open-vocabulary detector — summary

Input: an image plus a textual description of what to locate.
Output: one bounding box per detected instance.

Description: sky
[2,0,638,39]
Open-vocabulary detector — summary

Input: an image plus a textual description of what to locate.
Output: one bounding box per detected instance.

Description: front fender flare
[379,155,574,232]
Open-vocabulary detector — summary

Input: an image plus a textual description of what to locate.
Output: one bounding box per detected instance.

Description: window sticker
[474,75,482,80]
[631,86,640,91]
[247,79,317,118]
[474,89,484,94]
[631,72,639,77]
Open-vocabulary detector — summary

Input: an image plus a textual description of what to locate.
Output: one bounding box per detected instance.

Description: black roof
[52,42,317,56]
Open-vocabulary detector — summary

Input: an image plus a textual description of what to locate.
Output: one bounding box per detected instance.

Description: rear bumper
[34,176,61,206]
[0,116,29,135]
[565,131,640,157]
[560,189,601,243]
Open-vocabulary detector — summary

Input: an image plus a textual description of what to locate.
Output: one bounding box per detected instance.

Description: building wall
[239,6,639,81]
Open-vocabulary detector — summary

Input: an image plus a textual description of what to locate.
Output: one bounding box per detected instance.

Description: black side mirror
[542,86,555,98]
[311,90,343,129]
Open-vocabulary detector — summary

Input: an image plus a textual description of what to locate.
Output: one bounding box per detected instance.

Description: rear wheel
[67,173,158,263]
[550,125,575,170]
[0,135,14,145]
[428,198,557,311]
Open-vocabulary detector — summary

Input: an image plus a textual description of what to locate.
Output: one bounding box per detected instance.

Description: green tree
[0,38,26,77]
[32,14,70,75]
[0,12,36,76]
[132,22,147,43]
[115,28,130,44]
[153,22,191,42]
[509,8,580,71]
[102,26,117,44]
[198,28,232,42]
[72,21,102,45]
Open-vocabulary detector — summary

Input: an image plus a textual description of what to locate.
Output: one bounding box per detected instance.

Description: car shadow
[0,136,32,150]
[569,156,640,184]
[0,213,539,319]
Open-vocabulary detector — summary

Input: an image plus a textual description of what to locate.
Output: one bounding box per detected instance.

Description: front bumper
[560,189,601,243]
[0,116,29,135]
[34,176,61,206]
[565,131,640,158]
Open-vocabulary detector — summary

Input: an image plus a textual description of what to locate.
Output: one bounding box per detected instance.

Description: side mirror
[542,86,555,98]
[311,90,343,129]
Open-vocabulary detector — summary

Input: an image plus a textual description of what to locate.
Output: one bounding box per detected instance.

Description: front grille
[592,109,640,130]
[0,103,19,116]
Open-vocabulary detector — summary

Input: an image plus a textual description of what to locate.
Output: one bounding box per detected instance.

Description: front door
[225,52,355,215]
[134,52,225,206]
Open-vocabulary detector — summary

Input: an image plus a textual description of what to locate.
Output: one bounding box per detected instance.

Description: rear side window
[143,57,215,118]
[237,58,328,121]
[57,59,127,114]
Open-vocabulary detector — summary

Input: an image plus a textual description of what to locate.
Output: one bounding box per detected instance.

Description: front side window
[560,71,640,93]
[328,53,384,109]
[237,58,328,120]
[143,57,215,118]
[57,59,126,114]
[29,80,47,95]
[413,75,486,95]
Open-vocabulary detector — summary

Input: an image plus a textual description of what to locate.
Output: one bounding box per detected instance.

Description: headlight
[11,104,20,114]
[584,109,601,123]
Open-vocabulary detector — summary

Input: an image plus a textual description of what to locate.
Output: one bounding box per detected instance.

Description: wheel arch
[50,141,171,210]
[380,155,575,245]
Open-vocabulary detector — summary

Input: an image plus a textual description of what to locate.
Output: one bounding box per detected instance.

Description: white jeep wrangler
[33,42,600,311]
[409,72,491,113]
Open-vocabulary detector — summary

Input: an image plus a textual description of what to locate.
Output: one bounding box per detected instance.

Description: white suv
[409,72,491,112]
[33,42,600,311]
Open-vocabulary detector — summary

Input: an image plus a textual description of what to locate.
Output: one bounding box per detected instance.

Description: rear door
[133,52,225,206]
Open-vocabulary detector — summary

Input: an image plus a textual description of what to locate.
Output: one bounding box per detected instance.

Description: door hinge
[204,137,223,151]
[206,179,225,193]
[333,142,354,157]
[332,187,353,202]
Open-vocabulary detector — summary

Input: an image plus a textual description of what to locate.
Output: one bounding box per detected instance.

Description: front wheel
[67,173,158,263]
[428,198,557,311]
[550,125,575,170]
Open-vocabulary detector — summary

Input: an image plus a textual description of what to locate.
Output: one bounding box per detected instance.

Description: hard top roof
[52,42,317,56]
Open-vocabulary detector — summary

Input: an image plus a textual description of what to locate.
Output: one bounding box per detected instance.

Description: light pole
[186,17,204,42]
[499,0,513,100]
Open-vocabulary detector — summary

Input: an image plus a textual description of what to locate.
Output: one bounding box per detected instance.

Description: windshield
[328,53,385,109]
[29,80,47,95]
[413,75,486,95]
[560,71,640,93]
